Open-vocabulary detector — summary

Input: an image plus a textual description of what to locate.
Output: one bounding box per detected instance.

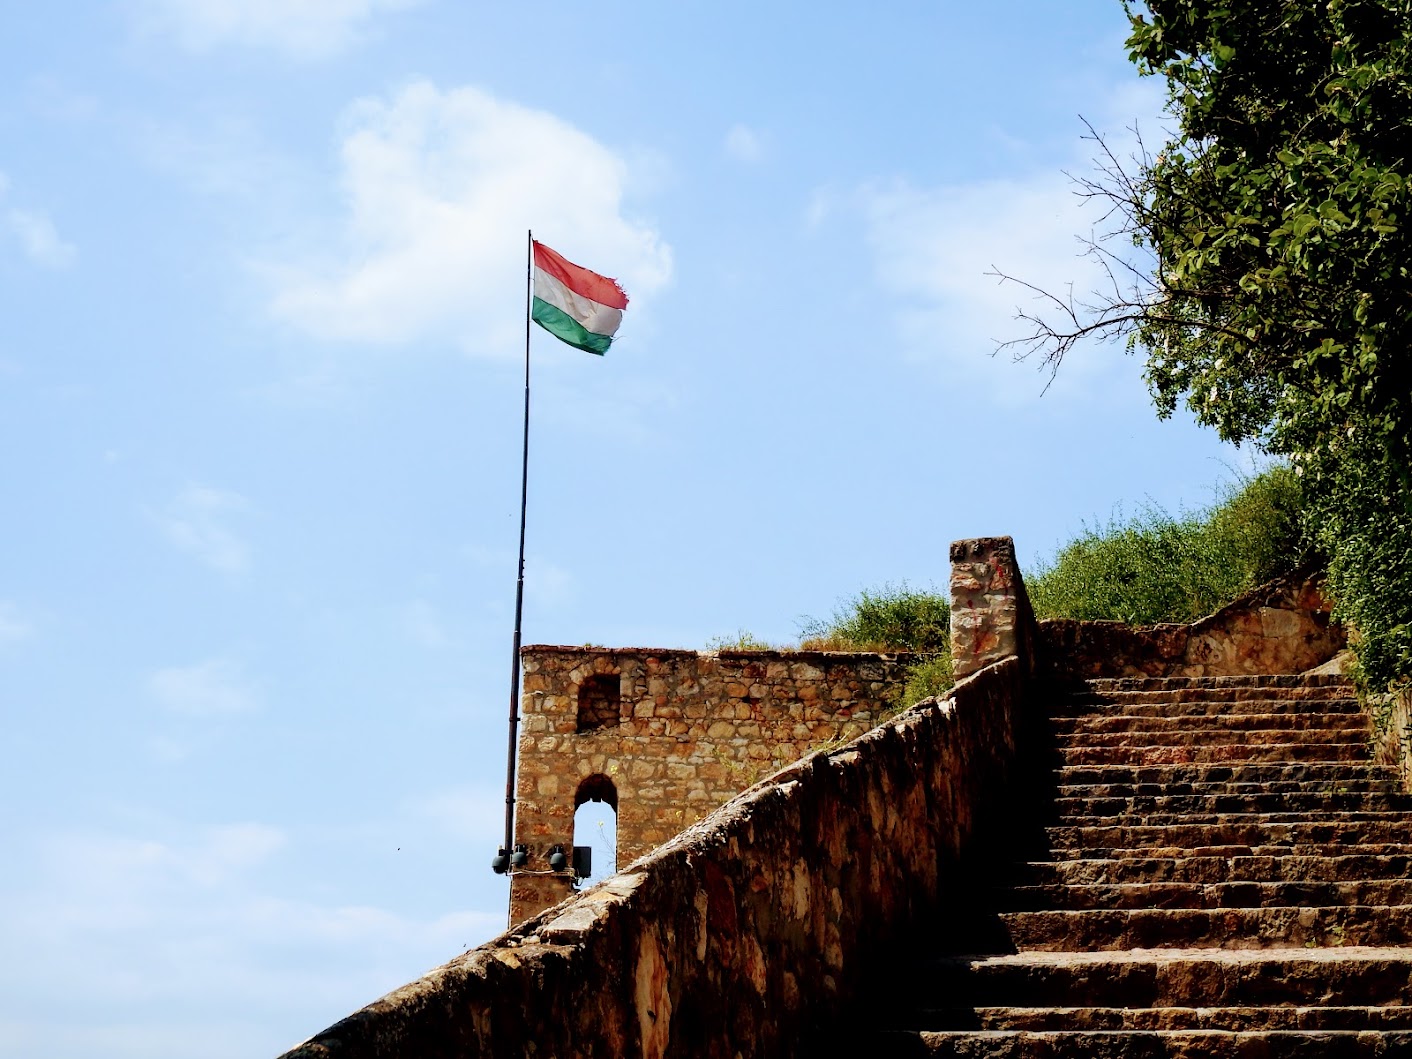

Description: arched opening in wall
[573,773,618,888]
[575,674,621,733]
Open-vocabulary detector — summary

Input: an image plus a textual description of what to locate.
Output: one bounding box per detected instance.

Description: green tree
[1005,0,1412,687]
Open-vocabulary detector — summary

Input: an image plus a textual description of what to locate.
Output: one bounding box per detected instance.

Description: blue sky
[1,2,1251,1055]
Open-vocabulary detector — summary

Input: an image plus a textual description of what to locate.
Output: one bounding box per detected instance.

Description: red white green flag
[531,241,628,356]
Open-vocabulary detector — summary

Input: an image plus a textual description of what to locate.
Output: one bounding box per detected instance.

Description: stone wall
[510,647,911,922]
[1372,686,1412,791]
[1037,567,1344,680]
[276,538,1041,1059]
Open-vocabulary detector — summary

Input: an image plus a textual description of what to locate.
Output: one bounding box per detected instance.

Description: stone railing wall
[1037,567,1344,680]
[277,538,1041,1059]
[1372,686,1412,791]
[510,647,912,921]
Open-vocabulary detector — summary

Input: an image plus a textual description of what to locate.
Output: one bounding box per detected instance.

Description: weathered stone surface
[508,645,913,921]
[1039,567,1345,680]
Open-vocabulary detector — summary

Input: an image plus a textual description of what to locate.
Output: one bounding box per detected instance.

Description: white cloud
[724,123,764,163]
[149,657,259,716]
[6,209,77,268]
[0,173,76,269]
[131,0,424,58]
[151,485,252,574]
[858,81,1168,403]
[267,80,672,353]
[0,601,32,642]
[0,822,502,1058]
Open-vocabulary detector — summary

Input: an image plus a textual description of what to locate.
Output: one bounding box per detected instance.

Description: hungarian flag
[531,241,628,355]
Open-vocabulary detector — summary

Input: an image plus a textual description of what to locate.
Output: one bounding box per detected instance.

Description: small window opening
[576,673,621,732]
[573,774,618,887]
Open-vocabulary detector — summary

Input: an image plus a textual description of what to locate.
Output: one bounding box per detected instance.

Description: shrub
[705,629,776,652]
[1026,466,1307,625]
[902,653,954,707]
[798,583,950,653]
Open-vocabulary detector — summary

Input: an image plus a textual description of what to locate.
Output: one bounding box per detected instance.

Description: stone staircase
[862,673,1412,1057]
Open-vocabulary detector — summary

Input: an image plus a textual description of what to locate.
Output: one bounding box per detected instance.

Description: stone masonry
[509,646,911,922]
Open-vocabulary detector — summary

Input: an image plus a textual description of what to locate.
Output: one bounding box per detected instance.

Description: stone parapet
[949,536,1040,682]
[1038,567,1344,680]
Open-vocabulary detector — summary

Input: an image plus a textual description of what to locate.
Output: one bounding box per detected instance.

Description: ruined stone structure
[510,646,911,921]
[278,537,1365,1059]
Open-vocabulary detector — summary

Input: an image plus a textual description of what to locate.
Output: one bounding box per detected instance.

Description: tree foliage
[1005,0,1412,687]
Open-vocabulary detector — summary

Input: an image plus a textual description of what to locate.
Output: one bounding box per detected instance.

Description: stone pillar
[949,536,1036,681]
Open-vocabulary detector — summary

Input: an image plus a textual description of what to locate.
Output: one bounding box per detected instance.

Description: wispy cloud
[0,601,33,643]
[856,81,1168,403]
[149,657,259,716]
[151,485,252,574]
[0,821,502,1057]
[723,123,765,164]
[130,0,425,59]
[266,80,672,354]
[0,172,76,269]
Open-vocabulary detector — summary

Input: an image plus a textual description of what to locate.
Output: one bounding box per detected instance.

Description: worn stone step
[1083,674,1352,694]
[1054,725,1368,749]
[1056,812,1408,831]
[997,905,1412,951]
[913,1005,1412,1032]
[1055,696,1363,718]
[1058,741,1368,766]
[1055,792,1410,815]
[1052,711,1367,735]
[1049,841,1412,862]
[1013,854,1412,887]
[1003,879,1412,911]
[903,948,1412,1010]
[1056,762,1390,787]
[1046,818,1412,851]
[1057,778,1401,800]
[1054,792,1411,818]
[869,1028,1411,1057]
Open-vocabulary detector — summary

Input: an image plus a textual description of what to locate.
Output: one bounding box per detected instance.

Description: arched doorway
[573,773,618,887]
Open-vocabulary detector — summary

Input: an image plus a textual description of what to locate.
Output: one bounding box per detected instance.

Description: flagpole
[498,229,533,879]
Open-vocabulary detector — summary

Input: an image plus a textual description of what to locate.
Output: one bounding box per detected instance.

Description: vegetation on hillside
[1026,467,1307,625]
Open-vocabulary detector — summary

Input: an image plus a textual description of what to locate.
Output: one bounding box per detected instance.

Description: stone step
[1057,741,1368,766]
[996,905,1412,951]
[913,1006,1412,1032]
[903,947,1412,1010]
[1055,811,1408,830]
[1055,696,1363,718]
[1052,711,1366,734]
[1054,726,1368,749]
[869,1028,1410,1057]
[1056,762,1391,787]
[1013,854,1412,887]
[1048,841,1412,862]
[1083,674,1352,693]
[1054,792,1411,817]
[1046,818,1412,851]
[1056,778,1402,800]
[1003,879,1412,911]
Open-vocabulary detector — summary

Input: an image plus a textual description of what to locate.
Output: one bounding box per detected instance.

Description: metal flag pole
[493,229,533,883]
